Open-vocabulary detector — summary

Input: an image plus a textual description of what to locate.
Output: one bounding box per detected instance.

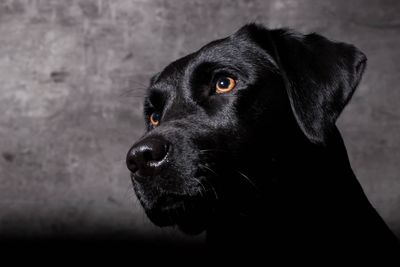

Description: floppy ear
[243,24,367,145]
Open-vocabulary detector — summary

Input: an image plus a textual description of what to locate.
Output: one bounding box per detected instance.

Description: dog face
[126,24,366,234]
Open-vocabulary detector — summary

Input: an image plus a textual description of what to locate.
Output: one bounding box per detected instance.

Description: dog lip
[147,197,186,226]
[130,171,145,180]
[155,193,186,208]
[143,192,212,233]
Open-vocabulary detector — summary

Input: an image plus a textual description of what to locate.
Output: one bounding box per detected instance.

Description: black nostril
[146,142,169,162]
[126,138,170,176]
[126,155,139,174]
[142,150,153,162]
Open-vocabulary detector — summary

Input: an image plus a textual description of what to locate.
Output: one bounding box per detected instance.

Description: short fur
[126,24,399,261]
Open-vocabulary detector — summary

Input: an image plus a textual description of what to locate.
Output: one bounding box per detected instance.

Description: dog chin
[143,196,211,235]
[176,216,209,235]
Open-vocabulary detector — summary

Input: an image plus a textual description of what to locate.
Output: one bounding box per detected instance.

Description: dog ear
[242,24,367,145]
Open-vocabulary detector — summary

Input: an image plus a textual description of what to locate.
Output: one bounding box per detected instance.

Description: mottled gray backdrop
[0,0,399,243]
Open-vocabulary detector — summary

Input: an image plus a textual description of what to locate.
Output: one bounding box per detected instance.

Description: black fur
[126,24,399,261]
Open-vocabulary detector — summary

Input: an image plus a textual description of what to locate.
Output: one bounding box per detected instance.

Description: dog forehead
[193,34,264,64]
[153,36,259,83]
[158,40,233,78]
[148,30,277,98]
[152,53,194,87]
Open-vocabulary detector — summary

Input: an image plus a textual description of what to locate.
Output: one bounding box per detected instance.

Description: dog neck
[205,126,399,257]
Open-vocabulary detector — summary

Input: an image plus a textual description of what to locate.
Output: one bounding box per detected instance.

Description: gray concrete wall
[0,0,399,242]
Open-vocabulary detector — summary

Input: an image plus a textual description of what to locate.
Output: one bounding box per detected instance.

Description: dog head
[126,24,366,234]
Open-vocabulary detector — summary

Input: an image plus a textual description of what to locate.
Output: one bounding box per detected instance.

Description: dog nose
[126,138,170,177]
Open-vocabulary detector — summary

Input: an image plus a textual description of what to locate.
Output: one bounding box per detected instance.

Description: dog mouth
[144,193,213,235]
[131,173,216,235]
[130,154,261,235]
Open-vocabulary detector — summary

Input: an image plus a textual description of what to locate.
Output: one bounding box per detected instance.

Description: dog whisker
[195,168,220,202]
[121,94,146,98]
[129,80,149,88]
[199,163,218,176]
[197,164,222,202]
[199,149,229,154]
[119,87,147,98]
[232,169,259,194]
[192,177,207,198]
[202,178,219,202]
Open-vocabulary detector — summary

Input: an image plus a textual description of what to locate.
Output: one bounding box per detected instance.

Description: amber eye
[215,76,236,94]
[150,112,160,127]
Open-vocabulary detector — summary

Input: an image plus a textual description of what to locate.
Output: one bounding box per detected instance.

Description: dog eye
[215,76,236,94]
[149,112,160,127]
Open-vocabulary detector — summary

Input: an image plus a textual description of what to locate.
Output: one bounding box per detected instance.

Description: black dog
[126,24,399,260]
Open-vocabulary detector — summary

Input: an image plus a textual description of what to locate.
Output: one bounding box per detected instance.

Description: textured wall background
[0,0,399,243]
